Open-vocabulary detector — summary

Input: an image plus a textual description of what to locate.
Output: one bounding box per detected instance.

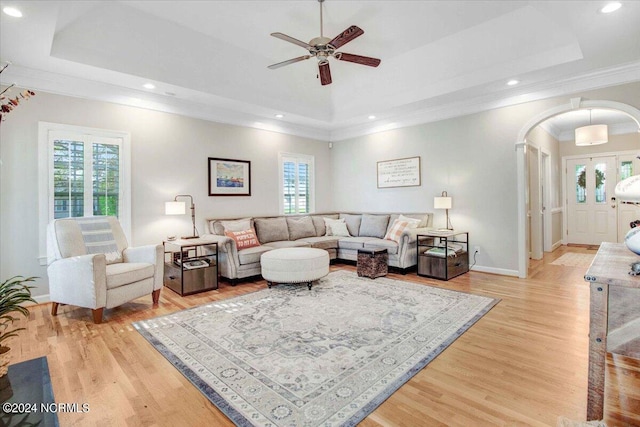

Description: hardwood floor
[7,246,640,426]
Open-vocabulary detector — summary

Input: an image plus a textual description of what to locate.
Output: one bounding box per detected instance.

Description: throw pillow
[224,229,261,250]
[359,214,390,238]
[398,214,421,229]
[286,216,317,240]
[253,217,290,243]
[384,219,411,243]
[329,221,351,237]
[323,217,346,236]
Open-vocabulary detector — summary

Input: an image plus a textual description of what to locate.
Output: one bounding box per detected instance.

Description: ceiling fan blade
[319,62,332,86]
[268,55,311,69]
[336,52,381,67]
[328,25,364,49]
[271,32,311,49]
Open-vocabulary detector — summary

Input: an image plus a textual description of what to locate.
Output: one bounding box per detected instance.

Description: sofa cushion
[337,237,373,250]
[312,214,338,236]
[363,238,399,255]
[225,229,261,250]
[263,240,311,249]
[106,262,154,289]
[359,214,390,238]
[220,218,252,233]
[254,217,290,244]
[298,236,340,250]
[286,216,317,240]
[340,214,362,236]
[238,245,273,265]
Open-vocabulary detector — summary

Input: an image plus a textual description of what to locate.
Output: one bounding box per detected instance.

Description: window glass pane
[53,140,84,218]
[92,143,120,216]
[575,164,586,203]
[594,163,606,203]
[283,161,295,215]
[297,163,309,214]
[621,161,633,180]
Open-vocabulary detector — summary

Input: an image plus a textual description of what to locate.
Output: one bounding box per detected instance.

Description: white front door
[617,154,640,241]
[566,156,617,245]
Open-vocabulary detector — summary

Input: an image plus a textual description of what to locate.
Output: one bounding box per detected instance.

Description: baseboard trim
[551,241,563,251]
[30,294,51,305]
[470,265,519,277]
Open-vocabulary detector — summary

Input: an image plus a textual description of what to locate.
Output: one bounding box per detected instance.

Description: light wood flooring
[7,245,640,426]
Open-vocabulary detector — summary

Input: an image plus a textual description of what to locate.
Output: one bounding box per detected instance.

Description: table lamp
[165,194,199,239]
[434,190,453,230]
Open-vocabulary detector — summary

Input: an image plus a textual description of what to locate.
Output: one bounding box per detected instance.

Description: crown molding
[2,61,639,143]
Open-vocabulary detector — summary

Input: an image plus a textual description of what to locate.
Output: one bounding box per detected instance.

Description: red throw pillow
[225,229,261,250]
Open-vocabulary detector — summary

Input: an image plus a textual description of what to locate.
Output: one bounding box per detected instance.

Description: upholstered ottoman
[261,248,330,290]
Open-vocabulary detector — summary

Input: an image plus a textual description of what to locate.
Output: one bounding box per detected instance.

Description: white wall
[0,91,331,298]
[331,82,640,275]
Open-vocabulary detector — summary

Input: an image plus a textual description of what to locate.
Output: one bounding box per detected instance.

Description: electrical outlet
[474,246,480,254]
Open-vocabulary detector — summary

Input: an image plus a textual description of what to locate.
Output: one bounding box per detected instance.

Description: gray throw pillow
[359,214,390,238]
[254,217,290,244]
[339,214,362,237]
[286,216,316,240]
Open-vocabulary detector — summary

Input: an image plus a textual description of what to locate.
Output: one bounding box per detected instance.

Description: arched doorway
[515,98,640,278]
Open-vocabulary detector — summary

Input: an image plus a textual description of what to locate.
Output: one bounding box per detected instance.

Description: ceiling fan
[268,0,381,86]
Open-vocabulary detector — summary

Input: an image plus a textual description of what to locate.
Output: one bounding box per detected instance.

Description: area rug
[134,271,499,426]
[550,252,596,268]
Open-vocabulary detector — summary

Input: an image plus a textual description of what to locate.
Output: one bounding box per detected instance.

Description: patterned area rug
[134,271,498,426]
[550,253,596,268]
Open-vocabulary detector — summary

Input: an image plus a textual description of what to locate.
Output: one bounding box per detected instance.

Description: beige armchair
[46,216,163,323]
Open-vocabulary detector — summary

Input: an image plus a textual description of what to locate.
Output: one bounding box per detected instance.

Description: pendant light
[575,110,608,146]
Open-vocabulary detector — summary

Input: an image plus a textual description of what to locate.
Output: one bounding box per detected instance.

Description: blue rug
[134,271,498,426]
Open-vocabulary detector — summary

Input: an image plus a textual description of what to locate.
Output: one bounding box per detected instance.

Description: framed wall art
[377,156,421,188]
[208,157,251,196]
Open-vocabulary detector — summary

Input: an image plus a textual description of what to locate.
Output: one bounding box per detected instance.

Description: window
[279,153,315,215]
[38,123,131,263]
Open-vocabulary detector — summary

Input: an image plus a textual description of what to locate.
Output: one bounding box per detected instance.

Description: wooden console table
[584,242,640,421]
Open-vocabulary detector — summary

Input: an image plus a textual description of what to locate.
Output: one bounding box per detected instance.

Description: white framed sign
[377,156,421,188]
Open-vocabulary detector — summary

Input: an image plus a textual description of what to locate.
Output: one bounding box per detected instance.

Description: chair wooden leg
[92,308,104,324]
[152,289,161,304]
[51,302,59,316]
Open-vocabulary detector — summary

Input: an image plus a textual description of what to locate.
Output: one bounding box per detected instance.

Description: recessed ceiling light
[368,115,376,120]
[507,79,520,86]
[143,83,155,89]
[600,2,622,13]
[275,114,284,119]
[3,7,23,17]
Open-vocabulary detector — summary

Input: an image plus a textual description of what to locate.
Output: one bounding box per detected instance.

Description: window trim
[38,122,131,265]
[278,152,315,215]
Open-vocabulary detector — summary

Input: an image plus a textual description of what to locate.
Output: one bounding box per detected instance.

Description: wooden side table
[584,242,640,420]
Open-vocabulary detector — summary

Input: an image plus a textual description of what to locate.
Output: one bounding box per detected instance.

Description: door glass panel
[621,161,633,180]
[53,139,84,218]
[594,163,606,203]
[576,164,586,203]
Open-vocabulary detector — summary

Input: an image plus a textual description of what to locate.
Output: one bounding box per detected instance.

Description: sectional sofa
[203,212,433,283]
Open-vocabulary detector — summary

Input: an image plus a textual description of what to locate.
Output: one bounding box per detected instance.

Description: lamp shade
[434,196,452,209]
[165,201,186,215]
[575,124,608,146]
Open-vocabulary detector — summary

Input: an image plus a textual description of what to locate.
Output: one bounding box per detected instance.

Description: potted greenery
[0,276,37,377]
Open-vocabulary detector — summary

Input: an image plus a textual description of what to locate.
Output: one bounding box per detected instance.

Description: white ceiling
[1,1,639,141]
